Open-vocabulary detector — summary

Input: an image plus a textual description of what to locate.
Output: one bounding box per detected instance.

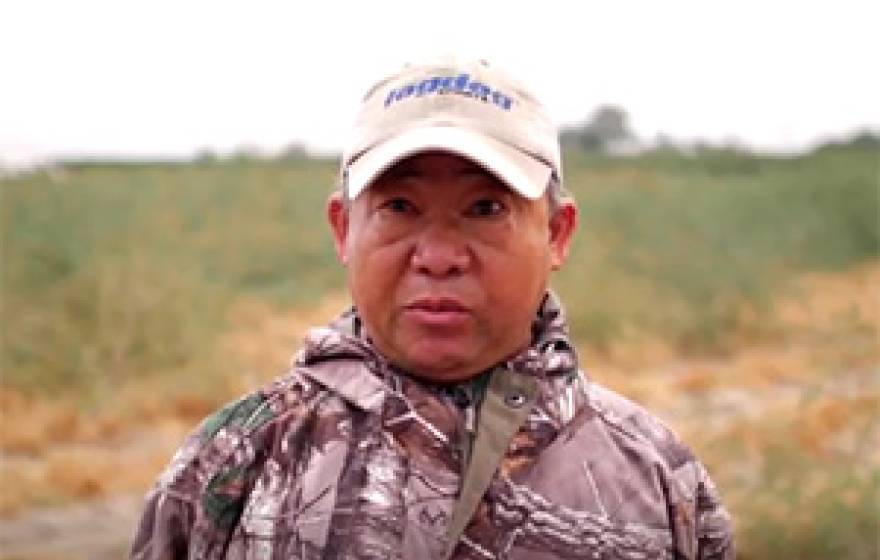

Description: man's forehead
[375,151,509,186]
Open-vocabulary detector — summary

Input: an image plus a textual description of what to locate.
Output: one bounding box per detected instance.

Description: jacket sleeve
[129,425,208,560]
[694,462,735,560]
[130,487,195,560]
[129,391,276,559]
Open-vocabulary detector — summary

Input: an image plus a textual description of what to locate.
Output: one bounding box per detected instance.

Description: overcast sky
[2,0,877,165]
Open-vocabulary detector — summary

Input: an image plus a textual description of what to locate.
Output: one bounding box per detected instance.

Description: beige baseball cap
[342,56,561,200]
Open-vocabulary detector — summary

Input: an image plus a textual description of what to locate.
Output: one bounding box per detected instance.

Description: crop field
[1,144,878,558]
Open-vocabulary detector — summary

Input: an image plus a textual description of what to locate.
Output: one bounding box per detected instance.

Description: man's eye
[381,197,416,214]
[467,199,506,217]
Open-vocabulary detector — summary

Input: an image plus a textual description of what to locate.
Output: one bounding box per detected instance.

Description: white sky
[1,0,878,165]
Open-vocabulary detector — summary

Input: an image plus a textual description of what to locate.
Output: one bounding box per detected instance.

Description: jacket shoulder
[131,367,332,558]
[581,379,735,559]
[584,379,697,469]
[198,368,321,440]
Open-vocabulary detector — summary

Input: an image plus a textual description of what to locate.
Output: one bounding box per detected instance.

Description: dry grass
[576,263,878,558]
[1,263,877,557]
[583,261,879,396]
[218,292,351,388]
[0,386,197,515]
[0,292,349,516]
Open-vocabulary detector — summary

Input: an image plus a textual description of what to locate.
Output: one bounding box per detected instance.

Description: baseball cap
[341,56,561,200]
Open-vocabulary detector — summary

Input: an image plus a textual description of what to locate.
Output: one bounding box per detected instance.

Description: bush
[556,145,879,351]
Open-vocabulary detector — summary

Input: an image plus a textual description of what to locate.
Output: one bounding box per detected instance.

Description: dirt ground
[0,494,141,560]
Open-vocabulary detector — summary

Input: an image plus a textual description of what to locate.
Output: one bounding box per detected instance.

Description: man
[131,57,734,559]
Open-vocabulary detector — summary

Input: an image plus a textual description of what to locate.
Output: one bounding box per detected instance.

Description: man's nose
[410,223,471,277]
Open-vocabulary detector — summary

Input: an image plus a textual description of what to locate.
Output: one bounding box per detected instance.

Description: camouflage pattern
[131,294,734,559]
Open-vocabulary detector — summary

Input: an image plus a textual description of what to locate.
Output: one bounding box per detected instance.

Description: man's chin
[407,368,486,385]
[394,350,485,384]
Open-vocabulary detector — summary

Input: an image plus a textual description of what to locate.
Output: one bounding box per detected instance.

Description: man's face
[328,151,576,383]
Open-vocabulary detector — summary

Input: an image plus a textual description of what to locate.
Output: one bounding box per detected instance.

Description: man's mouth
[406,297,469,312]
[403,297,471,327]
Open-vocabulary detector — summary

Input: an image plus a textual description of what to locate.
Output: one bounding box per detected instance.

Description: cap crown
[342,57,561,199]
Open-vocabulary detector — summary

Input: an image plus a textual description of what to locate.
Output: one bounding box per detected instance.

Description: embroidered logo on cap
[384,73,513,111]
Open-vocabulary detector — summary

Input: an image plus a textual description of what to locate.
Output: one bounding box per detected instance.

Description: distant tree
[279,142,308,160]
[811,128,880,154]
[231,145,263,161]
[562,104,636,153]
[653,133,680,154]
[841,129,880,149]
[194,148,218,163]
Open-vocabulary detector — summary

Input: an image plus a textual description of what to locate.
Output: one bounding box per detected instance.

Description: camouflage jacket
[131,295,734,559]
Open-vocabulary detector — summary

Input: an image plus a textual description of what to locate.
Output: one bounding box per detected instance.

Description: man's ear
[327,191,350,265]
[548,200,578,270]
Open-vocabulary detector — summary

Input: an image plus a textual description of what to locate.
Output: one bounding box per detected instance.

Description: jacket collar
[295,292,579,411]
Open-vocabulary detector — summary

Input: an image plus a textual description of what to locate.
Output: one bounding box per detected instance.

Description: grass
[585,260,880,560]
[1,144,878,556]
[2,147,877,394]
[693,388,880,560]
[1,160,343,399]
[558,146,879,350]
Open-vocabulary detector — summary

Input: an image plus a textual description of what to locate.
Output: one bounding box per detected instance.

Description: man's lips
[403,297,471,327]
[405,297,469,313]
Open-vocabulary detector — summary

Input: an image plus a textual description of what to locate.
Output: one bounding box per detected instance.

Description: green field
[2,142,878,558]
[3,145,876,393]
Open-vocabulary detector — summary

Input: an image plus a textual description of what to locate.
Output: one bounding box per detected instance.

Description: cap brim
[345,126,552,200]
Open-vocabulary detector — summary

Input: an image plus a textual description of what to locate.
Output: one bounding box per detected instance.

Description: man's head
[328,57,577,383]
